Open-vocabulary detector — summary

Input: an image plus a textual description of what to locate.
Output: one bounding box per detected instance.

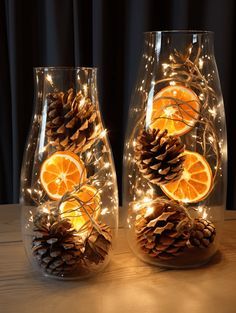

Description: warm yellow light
[145,206,154,216]
[162,63,169,70]
[208,107,217,119]
[83,84,88,96]
[143,196,152,203]
[101,207,109,215]
[100,129,107,138]
[46,74,53,86]
[164,106,176,117]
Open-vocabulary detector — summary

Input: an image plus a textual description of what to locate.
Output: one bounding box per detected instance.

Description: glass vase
[21,67,118,279]
[123,31,227,268]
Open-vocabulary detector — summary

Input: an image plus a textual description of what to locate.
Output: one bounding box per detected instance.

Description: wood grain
[0,205,236,313]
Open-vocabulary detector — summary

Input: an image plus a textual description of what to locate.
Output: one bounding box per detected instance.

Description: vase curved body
[21,67,118,279]
[123,31,227,268]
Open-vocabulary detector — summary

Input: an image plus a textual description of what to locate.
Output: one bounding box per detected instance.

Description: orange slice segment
[40,151,86,200]
[59,185,100,231]
[161,150,212,203]
[150,85,200,136]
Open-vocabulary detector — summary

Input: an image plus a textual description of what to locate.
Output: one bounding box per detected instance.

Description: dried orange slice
[149,85,200,136]
[40,151,86,200]
[59,185,100,231]
[161,150,213,203]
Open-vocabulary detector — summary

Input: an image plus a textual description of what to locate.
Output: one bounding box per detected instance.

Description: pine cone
[135,128,185,185]
[46,88,102,153]
[84,224,112,265]
[32,212,84,276]
[189,218,216,248]
[135,199,192,260]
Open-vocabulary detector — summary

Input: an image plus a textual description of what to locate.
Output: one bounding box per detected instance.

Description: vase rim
[34,66,97,71]
[144,30,214,35]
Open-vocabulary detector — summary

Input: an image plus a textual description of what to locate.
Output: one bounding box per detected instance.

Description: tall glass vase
[21,67,118,279]
[123,31,227,268]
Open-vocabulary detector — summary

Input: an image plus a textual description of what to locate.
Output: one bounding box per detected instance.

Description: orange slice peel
[161,150,213,203]
[40,151,86,200]
[150,85,200,136]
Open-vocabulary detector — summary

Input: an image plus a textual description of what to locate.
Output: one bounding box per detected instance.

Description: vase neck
[33,67,98,110]
[144,31,214,57]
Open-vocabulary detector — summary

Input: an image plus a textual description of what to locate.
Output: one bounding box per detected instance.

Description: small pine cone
[84,224,112,265]
[135,128,185,185]
[189,218,216,248]
[32,212,84,276]
[135,199,192,260]
[46,88,102,153]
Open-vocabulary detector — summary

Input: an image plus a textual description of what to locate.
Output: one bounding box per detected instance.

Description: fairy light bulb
[163,106,176,117]
[46,74,53,86]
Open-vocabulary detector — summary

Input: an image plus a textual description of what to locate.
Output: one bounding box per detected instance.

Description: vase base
[137,244,218,269]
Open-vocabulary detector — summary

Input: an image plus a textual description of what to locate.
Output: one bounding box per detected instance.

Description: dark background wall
[0,0,235,209]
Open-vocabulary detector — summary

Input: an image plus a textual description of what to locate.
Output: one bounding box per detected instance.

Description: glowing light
[182,170,191,181]
[162,63,169,70]
[169,81,176,86]
[100,129,107,138]
[147,188,155,197]
[86,151,92,159]
[46,74,53,86]
[199,58,204,69]
[133,203,141,212]
[101,208,109,215]
[208,135,214,144]
[143,196,152,203]
[83,84,88,96]
[145,206,154,217]
[208,107,217,119]
[104,162,110,169]
[198,206,203,213]
[164,106,176,117]
[202,211,208,219]
[80,97,86,107]
[55,178,61,184]
[199,93,205,101]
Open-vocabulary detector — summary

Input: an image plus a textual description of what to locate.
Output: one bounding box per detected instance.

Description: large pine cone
[32,212,84,276]
[46,89,102,153]
[189,218,216,248]
[135,128,185,185]
[135,199,192,260]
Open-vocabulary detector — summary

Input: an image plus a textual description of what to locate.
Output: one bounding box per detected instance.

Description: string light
[208,107,217,119]
[100,129,107,138]
[163,106,175,117]
[199,58,204,69]
[145,206,154,217]
[83,84,88,96]
[46,74,53,86]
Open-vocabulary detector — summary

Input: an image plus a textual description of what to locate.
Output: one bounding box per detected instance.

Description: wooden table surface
[0,205,236,313]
